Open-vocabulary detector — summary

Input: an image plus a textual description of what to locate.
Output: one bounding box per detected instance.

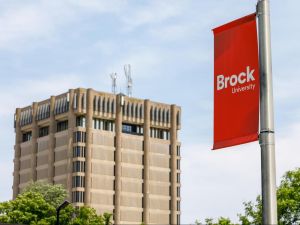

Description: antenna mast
[124,64,132,97]
[110,72,117,94]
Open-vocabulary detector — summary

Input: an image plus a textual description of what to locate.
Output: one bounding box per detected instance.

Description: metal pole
[56,209,60,225]
[256,0,277,224]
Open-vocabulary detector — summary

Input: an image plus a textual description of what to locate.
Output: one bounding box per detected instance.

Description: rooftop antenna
[124,64,132,97]
[110,72,117,94]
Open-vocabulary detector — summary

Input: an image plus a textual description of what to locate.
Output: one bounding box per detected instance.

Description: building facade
[13,88,181,224]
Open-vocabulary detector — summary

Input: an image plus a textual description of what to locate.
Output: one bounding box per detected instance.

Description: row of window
[36,103,50,121]
[73,146,86,158]
[73,161,85,173]
[72,191,84,203]
[122,123,143,135]
[93,118,115,131]
[22,131,32,142]
[57,120,68,132]
[39,126,49,138]
[72,176,85,188]
[22,120,68,142]
[73,131,86,143]
[54,97,69,115]
[150,128,170,140]
[93,97,115,114]
[122,102,143,119]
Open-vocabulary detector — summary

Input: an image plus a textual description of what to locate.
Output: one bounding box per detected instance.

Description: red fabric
[212,13,259,150]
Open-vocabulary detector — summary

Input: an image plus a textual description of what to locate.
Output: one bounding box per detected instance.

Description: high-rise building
[13,88,181,224]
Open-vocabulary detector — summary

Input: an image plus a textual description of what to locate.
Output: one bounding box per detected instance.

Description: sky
[0,0,300,223]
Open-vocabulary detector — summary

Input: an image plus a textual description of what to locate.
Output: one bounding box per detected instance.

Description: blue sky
[0,0,300,223]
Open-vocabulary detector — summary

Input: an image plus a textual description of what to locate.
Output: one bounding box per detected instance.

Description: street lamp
[56,200,70,225]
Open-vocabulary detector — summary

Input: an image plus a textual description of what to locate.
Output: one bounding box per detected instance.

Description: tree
[0,191,56,225]
[202,217,233,225]
[22,181,68,208]
[0,182,112,225]
[238,168,300,225]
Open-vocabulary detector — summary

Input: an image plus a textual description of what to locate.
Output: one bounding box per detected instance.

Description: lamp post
[56,200,70,225]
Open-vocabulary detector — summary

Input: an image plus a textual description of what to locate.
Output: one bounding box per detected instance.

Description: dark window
[177,186,180,197]
[93,118,114,132]
[72,176,85,188]
[76,116,86,127]
[122,123,143,135]
[177,214,180,225]
[177,200,180,211]
[73,131,86,143]
[73,146,86,158]
[57,120,68,132]
[177,145,180,156]
[72,191,84,203]
[39,126,49,137]
[150,127,170,140]
[177,173,180,183]
[73,161,85,172]
[22,131,32,142]
[177,159,180,170]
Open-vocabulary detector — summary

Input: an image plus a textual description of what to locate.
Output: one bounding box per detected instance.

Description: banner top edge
[212,13,256,35]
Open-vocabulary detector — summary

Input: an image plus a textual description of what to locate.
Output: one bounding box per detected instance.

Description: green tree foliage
[202,217,233,225]
[0,182,112,225]
[22,181,68,208]
[238,168,300,225]
[0,191,56,225]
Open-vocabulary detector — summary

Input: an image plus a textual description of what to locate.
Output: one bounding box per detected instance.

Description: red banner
[213,13,259,150]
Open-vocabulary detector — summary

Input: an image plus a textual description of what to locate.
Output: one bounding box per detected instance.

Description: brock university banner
[212,13,259,150]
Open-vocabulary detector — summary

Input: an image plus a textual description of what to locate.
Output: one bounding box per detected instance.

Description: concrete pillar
[114,94,123,224]
[143,100,150,224]
[13,108,21,199]
[31,102,38,182]
[67,90,76,201]
[85,89,94,205]
[48,96,56,183]
[170,105,178,225]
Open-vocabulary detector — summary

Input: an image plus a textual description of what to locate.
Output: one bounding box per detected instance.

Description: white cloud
[120,0,187,31]
[0,74,84,117]
[65,0,126,13]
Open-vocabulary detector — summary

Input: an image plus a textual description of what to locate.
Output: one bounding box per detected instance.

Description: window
[177,159,180,170]
[177,186,180,197]
[122,123,143,135]
[177,200,180,211]
[150,128,170,140]
[177,173,180,183]
[93,118,115,132]
[39,126,49,137]
[72,191,84,203]
[72,176,85,188]
[57,120,68,132]
[76,116,86,127]
[177,145,180,156]
[176,111,181,126]
[73,161,85,172]
[73,146,86,158]
[177,214,180,225]
[73,131,86,143]
[22,131,32,142]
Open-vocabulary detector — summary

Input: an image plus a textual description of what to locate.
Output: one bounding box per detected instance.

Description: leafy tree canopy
[22,181,67,208]
[0,182,112,225]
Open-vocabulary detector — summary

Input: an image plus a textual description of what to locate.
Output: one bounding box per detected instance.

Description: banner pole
[256,0,277,224]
